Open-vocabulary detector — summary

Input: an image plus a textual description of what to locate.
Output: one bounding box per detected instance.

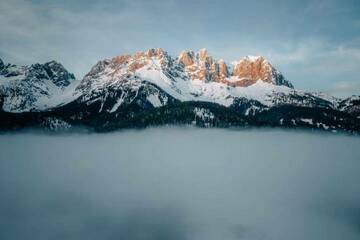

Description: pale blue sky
[1,0,359,96]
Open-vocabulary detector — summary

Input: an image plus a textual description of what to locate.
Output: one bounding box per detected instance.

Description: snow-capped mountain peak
[0,59,77,112]
[72,48,336,113]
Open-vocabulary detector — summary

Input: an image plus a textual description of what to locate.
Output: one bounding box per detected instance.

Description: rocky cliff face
[178,48,227,82]
[232,56,293,88]
[177,49,292,88]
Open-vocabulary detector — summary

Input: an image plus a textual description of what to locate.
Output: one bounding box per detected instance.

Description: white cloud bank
[0,128,360,240]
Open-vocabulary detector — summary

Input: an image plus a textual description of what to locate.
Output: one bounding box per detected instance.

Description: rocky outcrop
[178,49,212,81]
[178,49,231,83]
[178,51,194,66]
[231,56,293,88]
[42,61,75,87]
[217,59,229,79]
[232,56,272,85]
[177,49,292,88]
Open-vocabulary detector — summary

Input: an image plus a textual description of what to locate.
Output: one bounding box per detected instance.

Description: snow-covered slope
[0,59,78,112]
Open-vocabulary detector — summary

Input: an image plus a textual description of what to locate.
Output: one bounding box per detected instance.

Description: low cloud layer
[0,0,359,96]
[0,128,360,240]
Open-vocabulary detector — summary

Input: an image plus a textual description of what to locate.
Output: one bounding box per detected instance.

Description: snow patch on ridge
[109,92,127,113]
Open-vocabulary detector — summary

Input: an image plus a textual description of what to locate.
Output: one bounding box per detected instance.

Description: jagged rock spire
[178,50,194,66]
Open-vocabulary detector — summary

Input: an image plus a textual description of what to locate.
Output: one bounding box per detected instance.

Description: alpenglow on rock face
[177,49,292,88]
[178,48,230,83]
[0,49,359,133]
[75,48,299,112]
[76,48,295,109]
[232,56,293,88]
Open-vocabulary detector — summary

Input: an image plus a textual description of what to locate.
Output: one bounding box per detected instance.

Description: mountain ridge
[0,49,359,133]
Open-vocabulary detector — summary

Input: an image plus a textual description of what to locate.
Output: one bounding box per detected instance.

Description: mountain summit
[0,49,359,133]
[178,49,293,88]
[0,59,76,112]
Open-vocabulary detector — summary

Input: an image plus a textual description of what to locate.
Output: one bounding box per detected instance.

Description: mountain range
[0,48,359,133]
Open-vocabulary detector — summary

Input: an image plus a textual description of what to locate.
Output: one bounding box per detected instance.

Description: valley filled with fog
[0,128,360,240]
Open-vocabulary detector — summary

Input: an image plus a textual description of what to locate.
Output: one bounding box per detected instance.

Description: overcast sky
[0,0,359,96]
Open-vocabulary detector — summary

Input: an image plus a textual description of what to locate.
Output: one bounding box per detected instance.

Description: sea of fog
[0,128,360,240]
